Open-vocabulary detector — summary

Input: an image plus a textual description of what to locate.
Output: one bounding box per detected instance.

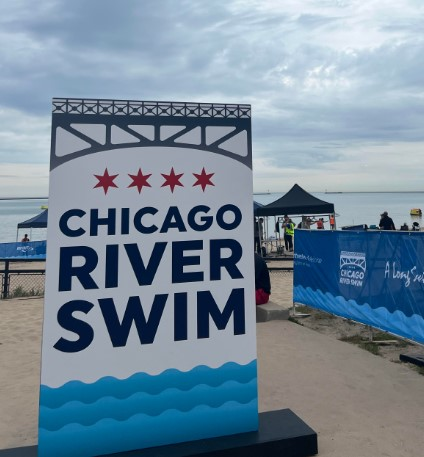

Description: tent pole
[258,217,264,256]
[274,216,277,256]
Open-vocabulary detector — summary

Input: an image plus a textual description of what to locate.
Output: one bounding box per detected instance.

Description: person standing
[254,218,264,255]
[379,211,396,230]
[21,234,30,242]
[254,253,271,305]
[301,216,314,229]
[254,218,261,255]
[258,217,264,243]
[316,218,325,229]
[329,214,335,230]
[284,218,295,252]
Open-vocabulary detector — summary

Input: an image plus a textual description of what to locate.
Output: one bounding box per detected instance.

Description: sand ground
[0,267,423,456]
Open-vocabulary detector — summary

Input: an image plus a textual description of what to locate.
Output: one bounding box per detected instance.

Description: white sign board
[38,99,257,457]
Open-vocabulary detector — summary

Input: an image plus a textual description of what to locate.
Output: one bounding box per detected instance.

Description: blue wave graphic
[38,361,258,457]
[39,401,258,457]
[40,360,256,408]
[294,285,424,344]
[40,379,257,431]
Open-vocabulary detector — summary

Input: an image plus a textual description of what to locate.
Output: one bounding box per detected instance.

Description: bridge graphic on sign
[51,99,252,171]
[340,251,366,272]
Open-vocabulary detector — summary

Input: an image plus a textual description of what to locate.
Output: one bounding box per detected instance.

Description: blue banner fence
[0,241,46,298]
[293,230,424,345]
[0,240,46,260]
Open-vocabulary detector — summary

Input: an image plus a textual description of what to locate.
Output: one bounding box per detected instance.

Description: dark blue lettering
[105,244,119,288]
[98,295,167,347]
[59,209,86,237]
[59,246,99,291]
[90,208,116,236]
[172,240,204,283]
[210,239,243,280]
[121,208,130,235]
[134,207,158,234]
[124,242,167,285]
[187,205,212,231]
[197,288,245,338]
[160,206,187,233]
[174,292,188,341]
[216,204,242,230]
[54,300,94,352]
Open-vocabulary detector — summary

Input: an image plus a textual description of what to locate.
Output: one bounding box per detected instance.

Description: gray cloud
[0,0,423,194]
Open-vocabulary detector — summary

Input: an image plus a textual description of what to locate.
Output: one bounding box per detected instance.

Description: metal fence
[0,260,46,299]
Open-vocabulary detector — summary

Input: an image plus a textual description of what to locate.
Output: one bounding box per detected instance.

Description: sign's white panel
[38,99,257,457]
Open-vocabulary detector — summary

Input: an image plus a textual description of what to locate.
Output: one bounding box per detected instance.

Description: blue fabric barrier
[293,230,424,345]
[0,240,47,260]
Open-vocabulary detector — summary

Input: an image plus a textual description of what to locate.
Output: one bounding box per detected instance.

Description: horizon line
[2,190,424,200]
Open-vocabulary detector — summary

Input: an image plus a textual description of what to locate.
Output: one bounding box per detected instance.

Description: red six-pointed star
[193,167,215,191]
[93,168,118,194]
[161,167,184,193]
[128,168,152,193]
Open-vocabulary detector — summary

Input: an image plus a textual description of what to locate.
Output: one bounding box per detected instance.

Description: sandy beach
[0,271,423,456]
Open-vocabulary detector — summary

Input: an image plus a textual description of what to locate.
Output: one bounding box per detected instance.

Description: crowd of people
[253,210,422,306]
[253,209,423,306]
[254,213,337,260]
[378,211,421,231]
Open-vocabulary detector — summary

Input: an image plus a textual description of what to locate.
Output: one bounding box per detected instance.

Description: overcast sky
[1,0,423,197]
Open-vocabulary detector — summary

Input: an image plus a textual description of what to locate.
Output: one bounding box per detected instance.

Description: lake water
[0,198,48,243]
[1,192,423,243]
[254,191,424,231]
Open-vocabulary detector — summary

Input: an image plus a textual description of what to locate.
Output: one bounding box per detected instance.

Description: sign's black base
[0,409,317,457]
[400,352,424,367]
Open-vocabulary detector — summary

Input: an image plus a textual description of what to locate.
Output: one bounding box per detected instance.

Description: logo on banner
[17,245,34,254]
[339,251,366,287]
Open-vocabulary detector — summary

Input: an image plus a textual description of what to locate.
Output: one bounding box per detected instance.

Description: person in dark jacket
[379,211,395,230]
[254,253,271,305]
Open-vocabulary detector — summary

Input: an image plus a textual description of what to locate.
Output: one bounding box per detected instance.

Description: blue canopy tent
[16,209,48,241]
[253,201,263,214]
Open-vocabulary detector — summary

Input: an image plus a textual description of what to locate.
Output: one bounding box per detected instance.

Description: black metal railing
[0,260,45,299]
[269,268,293,275]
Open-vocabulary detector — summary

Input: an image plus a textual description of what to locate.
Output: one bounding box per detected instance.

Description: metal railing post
[2,260,10,299]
